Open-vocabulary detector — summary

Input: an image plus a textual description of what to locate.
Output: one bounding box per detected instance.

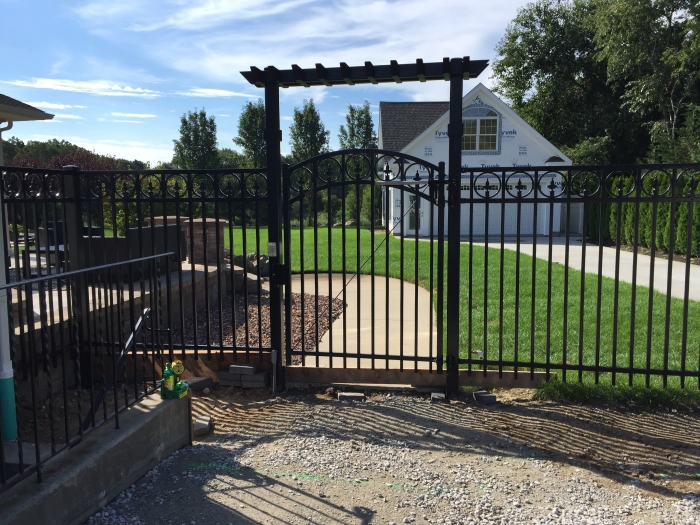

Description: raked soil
[85,388,700,525]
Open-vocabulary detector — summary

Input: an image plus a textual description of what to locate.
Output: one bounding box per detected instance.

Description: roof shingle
[379,101,449,151]
[0,94,47,113]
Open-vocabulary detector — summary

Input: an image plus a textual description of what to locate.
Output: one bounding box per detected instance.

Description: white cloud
[104,0,511,99]
[25,102,87,110]
[74,0,143,20]
[54,113,84,119]
[176,88,256,98]
[4,79,161,98]
[111,112,157,118]
[112,120,142,123]
[134,0,314,31]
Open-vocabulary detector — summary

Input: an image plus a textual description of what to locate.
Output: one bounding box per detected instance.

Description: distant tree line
[1,137,147,170]
[1,98,379,230]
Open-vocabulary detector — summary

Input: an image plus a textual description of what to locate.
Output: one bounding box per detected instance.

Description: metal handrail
[0,252,175,291]
[80,307,152,433]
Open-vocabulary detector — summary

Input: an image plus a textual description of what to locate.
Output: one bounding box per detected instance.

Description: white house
[379,83,578,237]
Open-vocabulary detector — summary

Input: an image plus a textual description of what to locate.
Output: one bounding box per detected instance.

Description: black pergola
[240,57,488,392]
[240,58,488,87]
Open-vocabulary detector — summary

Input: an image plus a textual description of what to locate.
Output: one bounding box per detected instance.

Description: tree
[338,101,377,150]
[218,147,247,168]
[289,99,330,164]
[337,101,379,224]
[0,136,25,163]
[8,138,81,165]
[592,0,699,141]
[492,0,649,163]
[233,99,266,168]
[492,0,699,164]
[289,99,330,225]
[172,108,219,169]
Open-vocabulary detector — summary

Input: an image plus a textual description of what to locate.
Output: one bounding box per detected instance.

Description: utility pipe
[0,120,17,441]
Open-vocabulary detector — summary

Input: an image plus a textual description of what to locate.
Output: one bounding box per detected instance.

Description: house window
[462,116,498,151]
[461,96,502,155]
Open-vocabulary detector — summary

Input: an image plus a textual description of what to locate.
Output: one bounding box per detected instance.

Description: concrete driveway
[469,236,700,302]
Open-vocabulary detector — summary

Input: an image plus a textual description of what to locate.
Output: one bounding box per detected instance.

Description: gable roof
[379,102,448,151]
[0,94,54,122]
[379,84,572,164]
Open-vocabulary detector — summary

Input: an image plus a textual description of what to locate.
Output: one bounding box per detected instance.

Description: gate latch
[270,263,289,286]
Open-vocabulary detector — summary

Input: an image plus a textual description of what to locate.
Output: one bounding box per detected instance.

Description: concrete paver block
[193,415,212,437]
[229,364,257,375]
[430,392,447,403]
[185,376,213,392]
[338,392,366,402]
[473,390,497,404]
[218,371,243,386]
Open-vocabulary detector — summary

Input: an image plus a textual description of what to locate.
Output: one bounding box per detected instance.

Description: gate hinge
[270,263,289,286]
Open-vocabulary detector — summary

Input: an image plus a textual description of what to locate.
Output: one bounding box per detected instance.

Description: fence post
[63,165,91,387]
[446,57,465,395]
[265,68,285,391]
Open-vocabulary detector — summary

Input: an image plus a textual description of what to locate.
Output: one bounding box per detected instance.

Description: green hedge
[585,177,700,257]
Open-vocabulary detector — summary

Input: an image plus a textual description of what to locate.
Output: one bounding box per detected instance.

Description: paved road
[468,235,700,302]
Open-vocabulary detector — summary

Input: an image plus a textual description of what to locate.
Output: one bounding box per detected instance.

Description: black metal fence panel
[1,159,699,445]
[282,149,447,373]
[1,166,273,363]
[0,254,168,492]
[457,164,700,389]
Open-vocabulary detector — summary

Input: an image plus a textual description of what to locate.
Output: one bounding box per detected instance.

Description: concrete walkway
[468,236,700,302]
[290,274,437,369]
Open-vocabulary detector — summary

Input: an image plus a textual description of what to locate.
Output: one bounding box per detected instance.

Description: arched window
[462,97,502,155]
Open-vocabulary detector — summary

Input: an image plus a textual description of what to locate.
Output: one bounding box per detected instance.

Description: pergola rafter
[240,57,488,88]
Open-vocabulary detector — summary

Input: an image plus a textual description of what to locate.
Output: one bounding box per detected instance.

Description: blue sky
[1,0,524,165]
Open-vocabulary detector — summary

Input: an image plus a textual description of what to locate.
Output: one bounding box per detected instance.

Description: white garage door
[459,181,535,236]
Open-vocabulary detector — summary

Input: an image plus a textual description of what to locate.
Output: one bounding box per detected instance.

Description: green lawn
[228,226,700,388]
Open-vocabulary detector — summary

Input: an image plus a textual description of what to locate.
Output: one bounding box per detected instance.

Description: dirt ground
[192,386,700,497]
[86,386,700,525]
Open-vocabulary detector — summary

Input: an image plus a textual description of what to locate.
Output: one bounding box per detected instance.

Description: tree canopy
[233,99,266,168]
[172,108,219,169]
[289,99,330,165]
[1,137,143,169]
[492,0,699,164]
[338,101,377,150]
[218,147,247,168]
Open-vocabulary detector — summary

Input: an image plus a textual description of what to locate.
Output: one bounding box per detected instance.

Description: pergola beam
[241,57,487,88]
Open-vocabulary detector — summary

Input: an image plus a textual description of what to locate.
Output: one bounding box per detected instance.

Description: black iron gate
[281,149,448,374]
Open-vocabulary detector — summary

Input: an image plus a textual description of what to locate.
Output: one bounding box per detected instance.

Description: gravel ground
[85,388,700,525]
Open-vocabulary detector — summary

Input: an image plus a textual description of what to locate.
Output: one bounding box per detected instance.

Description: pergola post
[265,68,285,391]
[446,57,465,395]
